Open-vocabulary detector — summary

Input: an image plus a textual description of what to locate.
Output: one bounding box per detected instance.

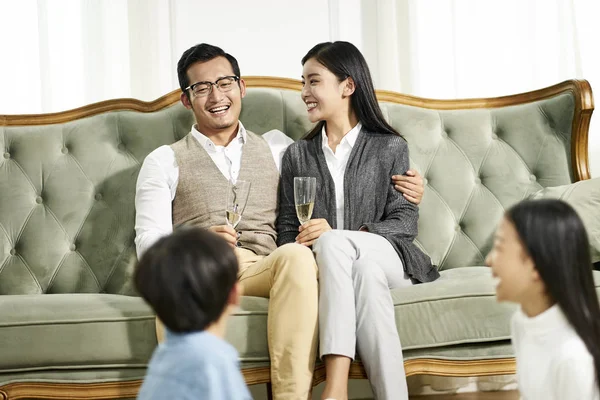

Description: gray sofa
[0,77,597,399]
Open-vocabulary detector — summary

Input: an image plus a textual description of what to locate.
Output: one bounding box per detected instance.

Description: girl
[486,199,600,399]
[277,41,439,400]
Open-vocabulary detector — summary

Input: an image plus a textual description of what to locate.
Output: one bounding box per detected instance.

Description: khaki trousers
[155,243,318,400]
[237,243,319,400]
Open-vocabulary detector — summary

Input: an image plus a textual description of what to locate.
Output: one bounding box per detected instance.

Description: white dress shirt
[321,123,362,229]
[511,305,599,400]
[134,122,293,257]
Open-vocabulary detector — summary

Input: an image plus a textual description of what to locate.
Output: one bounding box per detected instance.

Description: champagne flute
[294,177,316,225]
[226,179,251,236]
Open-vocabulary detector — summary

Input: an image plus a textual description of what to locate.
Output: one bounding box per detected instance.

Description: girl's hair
[301,41,402,139]
[506,199,600,389]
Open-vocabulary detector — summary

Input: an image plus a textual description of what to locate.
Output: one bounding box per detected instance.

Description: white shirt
[134,122,293,257]
[194,124,246,182]
[511,305,599,400]
[321,123,362,229]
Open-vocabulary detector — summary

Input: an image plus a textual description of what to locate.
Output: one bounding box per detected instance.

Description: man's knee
[272,243,318,287]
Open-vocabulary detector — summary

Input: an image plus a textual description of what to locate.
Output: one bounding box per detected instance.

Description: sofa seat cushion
[0,294,156,373]
[397,267,600,350]
[394,267,515,351]
[227,268,511,364]
[229,268,600,363]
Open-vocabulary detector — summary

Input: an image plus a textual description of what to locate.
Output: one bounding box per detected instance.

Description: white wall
[171,0,330,79]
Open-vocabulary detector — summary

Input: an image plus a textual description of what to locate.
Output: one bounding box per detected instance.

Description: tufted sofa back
[0,78,593,295]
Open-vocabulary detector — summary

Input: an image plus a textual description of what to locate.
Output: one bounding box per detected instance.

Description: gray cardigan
[277,128,440,283]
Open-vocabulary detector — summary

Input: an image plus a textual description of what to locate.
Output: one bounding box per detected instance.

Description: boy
[135,227,251,399]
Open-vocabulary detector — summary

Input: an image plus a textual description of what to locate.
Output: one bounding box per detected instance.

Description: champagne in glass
[226,179,251,231]
[294,177,316,225]
[226,209,242,229]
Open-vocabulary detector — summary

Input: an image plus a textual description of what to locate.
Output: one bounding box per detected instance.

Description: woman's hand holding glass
[293,176,329,246]
[295,218,332,247]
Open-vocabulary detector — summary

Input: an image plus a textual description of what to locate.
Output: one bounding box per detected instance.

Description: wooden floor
[410,391,519,399]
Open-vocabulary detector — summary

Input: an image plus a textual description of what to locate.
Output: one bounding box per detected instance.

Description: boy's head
[134,227,240,333]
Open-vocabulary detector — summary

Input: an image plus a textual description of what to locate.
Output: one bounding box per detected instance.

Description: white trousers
[313,230,412,400]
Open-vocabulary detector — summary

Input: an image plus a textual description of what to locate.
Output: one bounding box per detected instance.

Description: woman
[277,41,439,400]
[487,199,600,399]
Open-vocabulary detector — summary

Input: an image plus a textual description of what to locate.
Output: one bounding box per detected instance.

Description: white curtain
[1,0,597,176]
[0,0,175,114]
[352,0,598,98]
[344,0,600,177]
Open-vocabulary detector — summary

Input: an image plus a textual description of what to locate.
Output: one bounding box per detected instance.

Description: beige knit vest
[170,130,279,256]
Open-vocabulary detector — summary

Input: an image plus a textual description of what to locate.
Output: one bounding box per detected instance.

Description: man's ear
[181,92,192,110]
[239,78,247,99]
[343,77,356,97]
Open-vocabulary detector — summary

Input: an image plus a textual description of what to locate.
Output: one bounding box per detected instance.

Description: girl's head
[486,199,593,309]
[300,41,400,138]
[487,198,600,389]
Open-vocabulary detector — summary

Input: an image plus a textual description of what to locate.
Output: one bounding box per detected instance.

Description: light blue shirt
[137,330,252,400]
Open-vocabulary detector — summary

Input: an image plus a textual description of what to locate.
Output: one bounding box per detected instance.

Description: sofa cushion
[0,294,156,373]
[229,268,497,363]
[0,293,272,374]
[394,267,515,350]
[226,267,600,364]
[529,178,600,263]
[3,270,599,374]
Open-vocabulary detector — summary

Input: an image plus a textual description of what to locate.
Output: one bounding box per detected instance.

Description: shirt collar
[321,122,362,150]
[165,329,238,360]
[515,304,570,334]
[191,122,247,152]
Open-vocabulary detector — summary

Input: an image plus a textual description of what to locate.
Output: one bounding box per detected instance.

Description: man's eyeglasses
[185,76,240,98]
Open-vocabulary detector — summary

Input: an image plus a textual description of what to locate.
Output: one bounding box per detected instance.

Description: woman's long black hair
[507,199,600,390]
[301,41,401,139]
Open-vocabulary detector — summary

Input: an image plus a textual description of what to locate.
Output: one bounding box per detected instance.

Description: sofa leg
[266,382,273,400]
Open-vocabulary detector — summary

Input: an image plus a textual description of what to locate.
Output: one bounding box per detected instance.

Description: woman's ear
[524,254,542,283]
[343,77,356,97]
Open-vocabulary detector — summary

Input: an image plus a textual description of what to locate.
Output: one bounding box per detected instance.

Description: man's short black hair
[177,43,241,96]
[134,227,238,333]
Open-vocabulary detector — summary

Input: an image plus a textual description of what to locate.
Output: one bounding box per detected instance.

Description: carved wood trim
[0,358,515,398]
[0,94,182,126]
[569,80,594,180]
[403,357,516,377]
[241,366,272,385]
[0,380,142,400]
[0,368,270,399]
[312,358,516,386]
[1,77,592,177]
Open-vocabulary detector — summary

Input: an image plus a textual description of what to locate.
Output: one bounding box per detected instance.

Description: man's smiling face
[182,56,246,137]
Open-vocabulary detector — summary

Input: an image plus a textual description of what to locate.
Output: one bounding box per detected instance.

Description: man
[136,227,251,400]
[134,43,424,399]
